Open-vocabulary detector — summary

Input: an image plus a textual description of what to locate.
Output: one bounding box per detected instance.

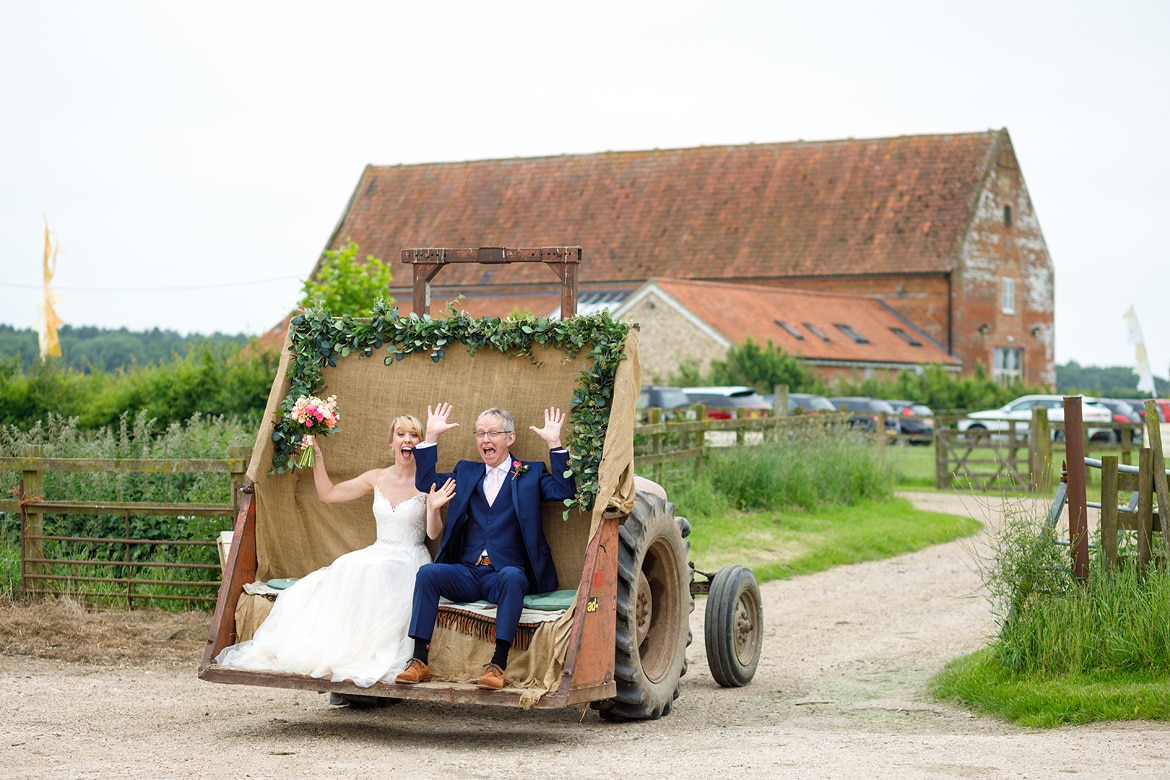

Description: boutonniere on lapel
[510,460,529,479]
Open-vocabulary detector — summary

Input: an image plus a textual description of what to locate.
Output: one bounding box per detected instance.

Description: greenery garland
[270,299,630,515]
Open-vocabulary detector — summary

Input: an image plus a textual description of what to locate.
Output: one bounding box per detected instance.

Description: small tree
[708,338,814,394]
[299,242,393,315]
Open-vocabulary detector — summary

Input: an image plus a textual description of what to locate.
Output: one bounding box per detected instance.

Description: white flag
[1123,305,1156,395]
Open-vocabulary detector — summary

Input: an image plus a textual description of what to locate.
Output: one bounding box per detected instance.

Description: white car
[956,395,1112,439]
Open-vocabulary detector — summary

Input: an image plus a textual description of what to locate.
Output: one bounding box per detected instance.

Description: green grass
[686,496,980,580]
[886,442,938,489]
[660,430,979,579]
[932,648,1170,727]
[929,501,1170,727]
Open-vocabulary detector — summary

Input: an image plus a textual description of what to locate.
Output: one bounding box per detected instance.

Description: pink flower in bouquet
[288,395,341,469]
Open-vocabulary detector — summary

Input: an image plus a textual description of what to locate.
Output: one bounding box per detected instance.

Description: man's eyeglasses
[474,430,511,440]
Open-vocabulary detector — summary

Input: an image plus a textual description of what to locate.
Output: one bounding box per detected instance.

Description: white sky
[2,1,1168,380]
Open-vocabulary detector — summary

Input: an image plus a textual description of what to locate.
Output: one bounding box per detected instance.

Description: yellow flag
[38,218,63,359]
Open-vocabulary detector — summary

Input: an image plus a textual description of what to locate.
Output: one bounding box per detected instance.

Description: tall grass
[998,562,1170,675]
[664,425,894,517]
[934,499,1170,725]
[976,503,1170,674]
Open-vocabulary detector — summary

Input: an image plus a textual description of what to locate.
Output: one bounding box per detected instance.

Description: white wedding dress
[215,488,431,687]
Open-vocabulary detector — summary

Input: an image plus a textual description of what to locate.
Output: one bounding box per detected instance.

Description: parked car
[828,397,899,434]
[636,385,695,422]
[1086,398,1144,443]
[1134,400,1166,423]
[782,392,838,415]
[886,399,935,443]
[683,386,772,419]
[956,394,1112,439]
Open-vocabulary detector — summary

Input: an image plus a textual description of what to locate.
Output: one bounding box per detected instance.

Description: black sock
[491,639,510,669]
[413,637,429,665]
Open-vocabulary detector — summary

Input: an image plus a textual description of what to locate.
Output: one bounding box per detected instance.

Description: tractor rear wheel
[593,492,692,721]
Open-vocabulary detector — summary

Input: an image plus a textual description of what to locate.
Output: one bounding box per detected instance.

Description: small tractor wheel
[704,564,762,687]
[593,492,692,721]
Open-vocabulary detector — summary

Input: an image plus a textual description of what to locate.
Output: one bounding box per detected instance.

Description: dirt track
[4,491,1170,779]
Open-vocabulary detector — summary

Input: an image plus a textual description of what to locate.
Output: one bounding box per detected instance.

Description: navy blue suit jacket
[414,444,576,593]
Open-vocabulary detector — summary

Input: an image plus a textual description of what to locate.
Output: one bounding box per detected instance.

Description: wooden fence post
[1063,397,1090,583]
[935,431,950,489]
[1030,407,1051,493]
[1100,455,1119,569]
[228,446,251,517]
[773,384,789,416]
[20,444,46,597]
[1143,400,1170,559]
[1137,448,1155,570]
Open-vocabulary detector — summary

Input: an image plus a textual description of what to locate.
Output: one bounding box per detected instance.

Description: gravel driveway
[4,491,1169,779]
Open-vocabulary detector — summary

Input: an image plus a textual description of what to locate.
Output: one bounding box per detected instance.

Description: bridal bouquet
[287,394,341,469]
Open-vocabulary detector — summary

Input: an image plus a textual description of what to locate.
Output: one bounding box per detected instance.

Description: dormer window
[775,320,804,340]
[890,327,922,347]
[835,324,869,344]
[803,323,830,342]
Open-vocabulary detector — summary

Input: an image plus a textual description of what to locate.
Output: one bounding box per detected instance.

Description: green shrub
[299,241,394,315]
[0,343,277,431]
[705,337,815,395]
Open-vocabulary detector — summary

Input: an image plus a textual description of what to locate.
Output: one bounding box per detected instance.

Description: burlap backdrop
[245,325,641,585]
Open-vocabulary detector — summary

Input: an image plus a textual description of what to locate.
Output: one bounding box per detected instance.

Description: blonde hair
[387,414,424,463]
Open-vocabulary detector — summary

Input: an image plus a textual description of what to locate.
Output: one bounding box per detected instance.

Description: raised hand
[529,407,566,450]
[425,402,459,443]
[427,478,457,510]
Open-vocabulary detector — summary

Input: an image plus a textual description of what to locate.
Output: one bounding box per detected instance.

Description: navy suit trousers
[408,562,529,644]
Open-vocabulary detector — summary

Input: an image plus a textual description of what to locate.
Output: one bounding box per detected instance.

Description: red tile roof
[638,279,959,367]
[329,131,1003,290]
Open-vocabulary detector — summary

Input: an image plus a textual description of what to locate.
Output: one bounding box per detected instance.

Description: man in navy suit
[395,402,577,690]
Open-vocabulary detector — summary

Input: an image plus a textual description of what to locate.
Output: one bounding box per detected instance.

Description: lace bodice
[372,488,427,546]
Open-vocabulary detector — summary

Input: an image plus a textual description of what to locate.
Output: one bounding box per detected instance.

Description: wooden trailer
[199,248,762,720]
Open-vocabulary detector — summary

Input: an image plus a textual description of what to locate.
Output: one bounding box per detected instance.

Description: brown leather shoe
[476,662,506,691]
[394,658,431,684]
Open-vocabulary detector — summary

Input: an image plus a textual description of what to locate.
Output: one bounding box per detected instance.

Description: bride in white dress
[215,414,454,687]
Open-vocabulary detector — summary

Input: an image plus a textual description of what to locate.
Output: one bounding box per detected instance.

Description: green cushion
[522,589,577,611]
[266,578,298,590]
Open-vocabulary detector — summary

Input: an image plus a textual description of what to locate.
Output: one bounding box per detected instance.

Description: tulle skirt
[215,540,429,687]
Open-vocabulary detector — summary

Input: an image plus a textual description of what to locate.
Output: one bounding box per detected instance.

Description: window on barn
[1001,278,1016,315]
[803,323,831,342]
[1004,204,1012,227]
[890,327,922,347]
[834,324,869,344]
[774,320,804,340]
[993,347,1023,384]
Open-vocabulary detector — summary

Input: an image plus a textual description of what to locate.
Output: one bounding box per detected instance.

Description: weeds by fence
[0,446,249,607]
[0,413,254,607]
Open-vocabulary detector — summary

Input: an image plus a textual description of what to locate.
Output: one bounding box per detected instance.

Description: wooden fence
[634,410,856,485]
[935,406,1143,492]
[1048,399,1168,579]
[0,445,251,606]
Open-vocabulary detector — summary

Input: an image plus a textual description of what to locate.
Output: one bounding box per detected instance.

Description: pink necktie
[485,468,503,505]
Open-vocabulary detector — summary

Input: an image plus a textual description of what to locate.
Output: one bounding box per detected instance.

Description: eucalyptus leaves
[270,299,629,515]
